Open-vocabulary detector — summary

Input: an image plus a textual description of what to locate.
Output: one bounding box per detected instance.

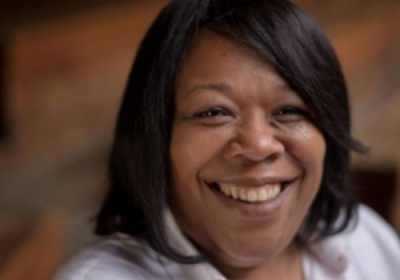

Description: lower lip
[208,182,293,220]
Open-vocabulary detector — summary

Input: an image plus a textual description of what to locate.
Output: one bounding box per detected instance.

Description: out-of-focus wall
[0,0,399,279]
[0,1,168,279]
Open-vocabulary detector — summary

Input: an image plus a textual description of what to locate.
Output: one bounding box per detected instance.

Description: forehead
[176,30,295,102]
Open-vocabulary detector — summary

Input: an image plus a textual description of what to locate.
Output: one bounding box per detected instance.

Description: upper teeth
[218,183,282,203]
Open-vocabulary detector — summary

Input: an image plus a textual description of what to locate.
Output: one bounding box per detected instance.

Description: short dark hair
[95,0,366,264]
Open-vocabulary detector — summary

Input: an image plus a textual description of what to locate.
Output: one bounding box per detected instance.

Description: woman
[53,0,400,279]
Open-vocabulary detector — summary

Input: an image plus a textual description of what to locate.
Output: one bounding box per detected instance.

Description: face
[170,30,326,270]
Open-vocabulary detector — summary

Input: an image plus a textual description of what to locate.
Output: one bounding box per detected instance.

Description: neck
[211,241,305,280]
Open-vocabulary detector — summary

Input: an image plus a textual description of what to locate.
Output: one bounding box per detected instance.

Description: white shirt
[52,205,400,280]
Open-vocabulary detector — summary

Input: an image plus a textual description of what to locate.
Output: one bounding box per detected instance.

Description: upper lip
[205,176,298,186]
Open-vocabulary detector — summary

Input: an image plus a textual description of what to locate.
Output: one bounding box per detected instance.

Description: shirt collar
[307,236,348,277]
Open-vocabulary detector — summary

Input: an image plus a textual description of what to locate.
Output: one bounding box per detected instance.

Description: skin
[170,30,326,280]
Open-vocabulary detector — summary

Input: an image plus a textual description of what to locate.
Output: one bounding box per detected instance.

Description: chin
[210,232,294,269]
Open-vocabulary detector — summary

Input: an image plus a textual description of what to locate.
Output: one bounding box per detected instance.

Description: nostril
[225,131,285,163]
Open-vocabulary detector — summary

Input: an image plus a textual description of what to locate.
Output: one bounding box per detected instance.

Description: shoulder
[343,204,400,277]
[347,204,400,256]
[51,235,161,280]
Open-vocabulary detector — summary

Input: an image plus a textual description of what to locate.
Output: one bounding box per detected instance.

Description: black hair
[95,0,366,264]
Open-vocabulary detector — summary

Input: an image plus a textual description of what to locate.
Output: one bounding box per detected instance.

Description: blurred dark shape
[0,0,125,28]
[354,169,397,222]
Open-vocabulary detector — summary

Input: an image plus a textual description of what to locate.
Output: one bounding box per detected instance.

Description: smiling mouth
[206,180,293,204]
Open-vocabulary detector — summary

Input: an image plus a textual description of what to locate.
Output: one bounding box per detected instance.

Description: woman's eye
[274,107,309,122]
[193,107,233,125]
[195,107,228,118]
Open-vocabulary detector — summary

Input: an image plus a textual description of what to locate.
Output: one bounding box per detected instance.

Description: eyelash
[195,107,229,118]
[275,107,306,115]
[193,106,310,123]
[274,107,310,121]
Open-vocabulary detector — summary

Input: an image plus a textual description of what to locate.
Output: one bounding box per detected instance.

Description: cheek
[170,125,231,174]
[283,123,326,172]
[281,125,326,229]
[169,126,232,247]
[169,125,232,212]
[281,123,326,212]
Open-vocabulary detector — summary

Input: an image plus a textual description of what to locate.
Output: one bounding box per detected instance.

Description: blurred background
[0,0,399,279]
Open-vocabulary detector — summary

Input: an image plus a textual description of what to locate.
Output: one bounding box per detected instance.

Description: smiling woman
[52,0,400,280]
[170,31,326,276]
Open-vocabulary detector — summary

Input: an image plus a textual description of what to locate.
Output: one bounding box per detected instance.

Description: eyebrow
[183,80,295,100]
[183,83,231,99]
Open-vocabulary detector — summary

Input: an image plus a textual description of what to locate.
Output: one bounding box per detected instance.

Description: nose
[225,119,285,163]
